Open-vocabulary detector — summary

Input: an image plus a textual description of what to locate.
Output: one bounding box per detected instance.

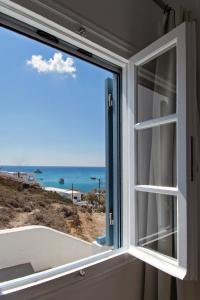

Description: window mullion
[134,113,177,130]
[135,185,178,196]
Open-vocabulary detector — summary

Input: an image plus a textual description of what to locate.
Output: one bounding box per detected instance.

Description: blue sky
[0,27,113,167]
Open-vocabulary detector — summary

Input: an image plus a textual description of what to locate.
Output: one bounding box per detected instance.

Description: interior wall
[1,255,145,300]
[10,0,162,57]
[38,0,162,51]
[2,255,200,300]
[2,1,200,299]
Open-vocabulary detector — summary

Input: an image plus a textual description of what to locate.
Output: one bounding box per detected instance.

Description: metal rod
[72,183,74,201]
[98,178,101,202]
[152,0,172,12]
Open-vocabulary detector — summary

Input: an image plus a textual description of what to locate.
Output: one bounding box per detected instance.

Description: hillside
[0,174,105,242]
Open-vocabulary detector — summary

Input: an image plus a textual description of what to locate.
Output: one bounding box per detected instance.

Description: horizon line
[0,164,106,168]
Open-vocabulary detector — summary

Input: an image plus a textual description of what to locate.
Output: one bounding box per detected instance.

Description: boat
[34,169,42,174]
[59,178,64,184]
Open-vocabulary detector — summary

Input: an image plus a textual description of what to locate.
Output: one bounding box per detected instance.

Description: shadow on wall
[1,255,200,300]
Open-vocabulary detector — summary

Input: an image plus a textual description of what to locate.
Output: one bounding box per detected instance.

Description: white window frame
[0,0,197,294]
[0,0,130,294]
[128,22,198,280]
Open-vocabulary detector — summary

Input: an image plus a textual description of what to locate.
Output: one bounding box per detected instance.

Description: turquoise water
[0,166,106,193]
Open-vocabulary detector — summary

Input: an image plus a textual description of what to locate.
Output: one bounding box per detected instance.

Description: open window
[128,22,198,279]
[0,0,199,294]
[0,5,122,291]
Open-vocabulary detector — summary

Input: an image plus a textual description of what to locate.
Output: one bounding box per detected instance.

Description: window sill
[0,247,128,295]
[128,246,187,279]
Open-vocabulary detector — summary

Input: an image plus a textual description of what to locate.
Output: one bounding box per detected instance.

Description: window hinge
[109,212,114,225]
[108,93,113,110]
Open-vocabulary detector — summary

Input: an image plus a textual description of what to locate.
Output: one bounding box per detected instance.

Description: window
[0,0,198,294]
[0,4,123,292]
[128,22,198,280]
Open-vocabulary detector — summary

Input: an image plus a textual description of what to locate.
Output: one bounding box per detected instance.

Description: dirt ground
[0,174,105,242]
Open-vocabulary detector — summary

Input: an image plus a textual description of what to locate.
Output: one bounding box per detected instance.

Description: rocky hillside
[0,174,105,242]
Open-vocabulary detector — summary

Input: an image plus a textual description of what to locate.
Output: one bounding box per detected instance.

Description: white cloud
[27,52,76,77]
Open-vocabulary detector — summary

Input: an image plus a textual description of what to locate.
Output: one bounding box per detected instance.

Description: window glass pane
[136,47,176,123]
[137,123,177,187]
[0,25,118,282]
[137,192,177,259]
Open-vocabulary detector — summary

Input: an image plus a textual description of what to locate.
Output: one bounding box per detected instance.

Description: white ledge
[135,114,177,130]
[135,185,178,196]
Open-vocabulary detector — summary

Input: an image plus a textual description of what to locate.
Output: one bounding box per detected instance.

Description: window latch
[108,93,113,110]
[37,29,59,44]
[109,212,114,225]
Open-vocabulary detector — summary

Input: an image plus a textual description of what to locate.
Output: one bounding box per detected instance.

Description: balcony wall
[0,226,104,273]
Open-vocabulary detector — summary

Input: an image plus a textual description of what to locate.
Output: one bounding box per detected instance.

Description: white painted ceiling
[50,0,162,49]
[8,0,200,56]
[11,0,163,57]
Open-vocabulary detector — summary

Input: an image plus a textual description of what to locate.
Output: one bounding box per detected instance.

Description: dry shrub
[0,207,14,227]
[34,212,45,222]
[71,214,82,228]
[61,206,73,218]
[28,208,70,234]
[86,212,93,222]
[23,205,33,213]
[7,199,19,208]
[38,201,46,208]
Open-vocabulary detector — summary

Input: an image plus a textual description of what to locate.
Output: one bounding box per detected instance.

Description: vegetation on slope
[0,174,105,242]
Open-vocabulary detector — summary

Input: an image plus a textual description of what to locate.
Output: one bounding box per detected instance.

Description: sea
[0,166,106,193]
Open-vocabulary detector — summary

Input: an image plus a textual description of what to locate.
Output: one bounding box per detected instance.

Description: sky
[0,27,113,167]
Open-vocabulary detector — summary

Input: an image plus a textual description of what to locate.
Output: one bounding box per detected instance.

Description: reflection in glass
[137,192,177,259]
[137,123,177,187]
[136,47,176,123]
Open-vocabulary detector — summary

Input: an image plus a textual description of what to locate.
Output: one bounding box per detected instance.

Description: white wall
[1,254,143,300]
[11,0,162,57]
[0,226,103,272]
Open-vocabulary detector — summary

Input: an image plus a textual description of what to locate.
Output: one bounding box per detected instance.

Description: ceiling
[11,0,163,57]
[45,0,162,49]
